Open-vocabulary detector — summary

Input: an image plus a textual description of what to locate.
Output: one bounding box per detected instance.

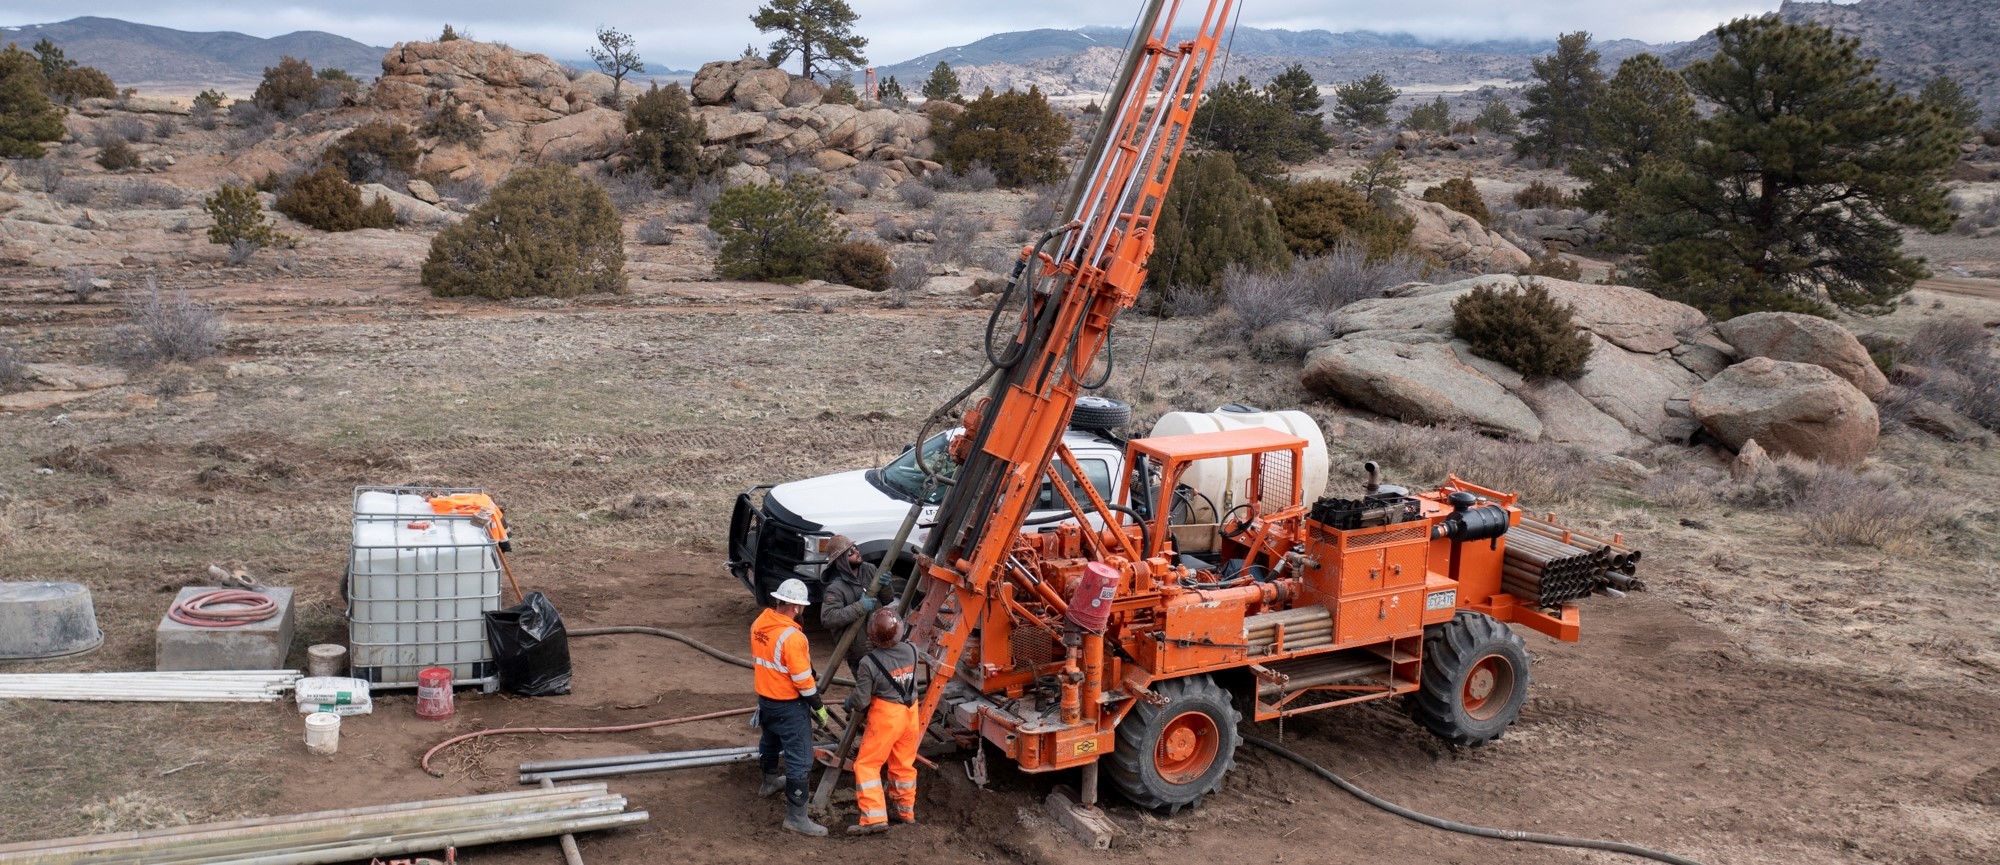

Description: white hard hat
[770,579,811,606]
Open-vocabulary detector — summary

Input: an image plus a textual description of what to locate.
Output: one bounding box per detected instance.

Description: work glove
[813,706,832,728]
[860,597,879,613]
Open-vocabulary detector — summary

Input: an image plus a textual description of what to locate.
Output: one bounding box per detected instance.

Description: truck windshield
[881,432,956,504]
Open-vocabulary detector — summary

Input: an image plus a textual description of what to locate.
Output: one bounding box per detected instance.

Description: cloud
[5,1,1788,71]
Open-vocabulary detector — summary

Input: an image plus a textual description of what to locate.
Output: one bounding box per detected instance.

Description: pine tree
[1621,17,1960,318]
[752,0,867,82]
[1474,98,1517,135]
[1516,32,1603,164]
[586,27,645,103]
[1918,75,1982,141]
[877,75,904,105]
[922,61,961,103]
[0,43,65,158]
[1404,96,1451,134]
[1147,152,1289,297]
[1264,63,1331,155]
[31,38,74,80]
[1332,73,1398,127]
[1573,54,1695,214]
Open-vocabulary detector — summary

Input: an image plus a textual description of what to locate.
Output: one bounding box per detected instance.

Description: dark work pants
[758,695,814,789]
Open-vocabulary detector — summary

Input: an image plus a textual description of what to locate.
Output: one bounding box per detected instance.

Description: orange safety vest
[750,608,818,701]
[428,493,508,542]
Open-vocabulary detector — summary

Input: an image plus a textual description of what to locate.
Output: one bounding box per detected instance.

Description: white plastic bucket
[1149,408,1330,518]
[306,644,347,678]
[304,712,341,755]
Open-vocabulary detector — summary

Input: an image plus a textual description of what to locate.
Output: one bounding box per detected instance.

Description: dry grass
[1346,421,1592,505]
[103,277,224,369]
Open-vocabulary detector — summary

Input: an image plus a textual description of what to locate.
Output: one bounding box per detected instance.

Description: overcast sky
[7,1,1803,71]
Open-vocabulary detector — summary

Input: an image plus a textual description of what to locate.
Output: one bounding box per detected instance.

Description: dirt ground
[5,111,2000,863]
[3,281,1998,863]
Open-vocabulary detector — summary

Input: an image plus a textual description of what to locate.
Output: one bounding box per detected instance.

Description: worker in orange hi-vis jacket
[752,579,831,837]
[843,606,923,835]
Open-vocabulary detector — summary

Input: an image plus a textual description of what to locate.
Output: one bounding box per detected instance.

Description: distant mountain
[1667,0,1999,118]
[0,16,387,89]
[875,25,1669,96]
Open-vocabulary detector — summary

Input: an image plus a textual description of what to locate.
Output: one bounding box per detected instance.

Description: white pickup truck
[726,400,1329,606]
[727,397,1135,606]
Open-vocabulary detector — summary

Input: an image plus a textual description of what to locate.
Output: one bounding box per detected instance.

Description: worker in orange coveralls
[843,606,923,835]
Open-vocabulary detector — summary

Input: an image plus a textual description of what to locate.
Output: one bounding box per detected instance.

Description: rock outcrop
[1715,312,1888,399]
[1690,357,1880,465]
[1302,275,1727,453]
[1390,190,1531,273]
[688,58,942,180]
[1493,207,1608,253]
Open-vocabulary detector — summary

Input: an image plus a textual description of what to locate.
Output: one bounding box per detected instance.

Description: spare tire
[1070,396,1133,430]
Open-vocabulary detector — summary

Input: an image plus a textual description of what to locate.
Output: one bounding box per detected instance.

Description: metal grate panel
[1348,524,1430,549]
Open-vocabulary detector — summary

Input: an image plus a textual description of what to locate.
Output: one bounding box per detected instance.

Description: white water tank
[1148,406,1329,520]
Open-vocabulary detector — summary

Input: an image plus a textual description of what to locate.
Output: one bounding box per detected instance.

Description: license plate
[1425,590,1457,611]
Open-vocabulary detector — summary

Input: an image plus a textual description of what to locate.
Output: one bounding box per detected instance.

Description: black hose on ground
[1242,736,1708,865]
[569,626,856,688]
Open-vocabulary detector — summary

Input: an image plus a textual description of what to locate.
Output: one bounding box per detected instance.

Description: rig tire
[1106,674,1239,813]
[1070,396,1133,430]
[1411,611,1531,746]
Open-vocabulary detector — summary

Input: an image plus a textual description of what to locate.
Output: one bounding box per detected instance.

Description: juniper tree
[0,43,64,158]
[1147,152,1289,297]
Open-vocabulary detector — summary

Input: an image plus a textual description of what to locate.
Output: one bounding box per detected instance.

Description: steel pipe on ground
[521,752,758,784]
[519,745,759,773]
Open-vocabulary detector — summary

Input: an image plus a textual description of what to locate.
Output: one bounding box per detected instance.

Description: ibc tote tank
[1147,406,1329,520]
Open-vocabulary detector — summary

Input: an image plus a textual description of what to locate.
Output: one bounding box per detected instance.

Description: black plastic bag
[484,592,573,696]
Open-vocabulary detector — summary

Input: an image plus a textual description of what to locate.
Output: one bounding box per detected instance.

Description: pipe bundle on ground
[1503,520,1645,606]
[0,670,301,703]
[0,784,646,865]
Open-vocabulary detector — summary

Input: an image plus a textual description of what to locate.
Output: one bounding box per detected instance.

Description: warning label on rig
[1426,590,1457,611]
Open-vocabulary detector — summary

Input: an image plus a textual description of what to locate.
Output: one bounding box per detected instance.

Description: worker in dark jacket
[819,534,891,678]
[844,607,924,835]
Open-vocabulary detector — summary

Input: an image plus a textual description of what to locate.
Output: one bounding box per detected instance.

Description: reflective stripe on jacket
[751,608,818,700]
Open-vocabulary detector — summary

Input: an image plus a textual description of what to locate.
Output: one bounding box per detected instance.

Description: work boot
[783,781,827,837]
[757,773,785,799]
[846,822,889,836]
[889,812,916,826]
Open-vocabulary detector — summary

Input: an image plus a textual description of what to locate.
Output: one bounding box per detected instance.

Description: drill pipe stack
[1502,528,1606,605]
[1517,516,1643,576]
[1246,606,1336,653]
[1500,518,1648,606]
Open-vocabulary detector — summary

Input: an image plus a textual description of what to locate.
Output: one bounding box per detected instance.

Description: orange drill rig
[894,0,1640,813]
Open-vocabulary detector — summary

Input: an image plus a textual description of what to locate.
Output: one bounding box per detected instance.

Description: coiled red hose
[168,589,279,627]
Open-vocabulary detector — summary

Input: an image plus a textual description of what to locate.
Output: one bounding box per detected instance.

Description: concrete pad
[155,587,296,671]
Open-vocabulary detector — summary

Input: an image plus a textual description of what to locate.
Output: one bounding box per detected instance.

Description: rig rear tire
[1411,611,1531,746]
[1106,674,1239,813]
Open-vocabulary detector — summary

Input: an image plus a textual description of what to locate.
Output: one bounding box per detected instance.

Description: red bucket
[415,667,455,720]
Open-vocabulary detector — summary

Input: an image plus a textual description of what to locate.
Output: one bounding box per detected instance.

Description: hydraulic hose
[1243,736,1708,865]
[168,589,279,627]
[421,706,754,777]
[567,626,854,688]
